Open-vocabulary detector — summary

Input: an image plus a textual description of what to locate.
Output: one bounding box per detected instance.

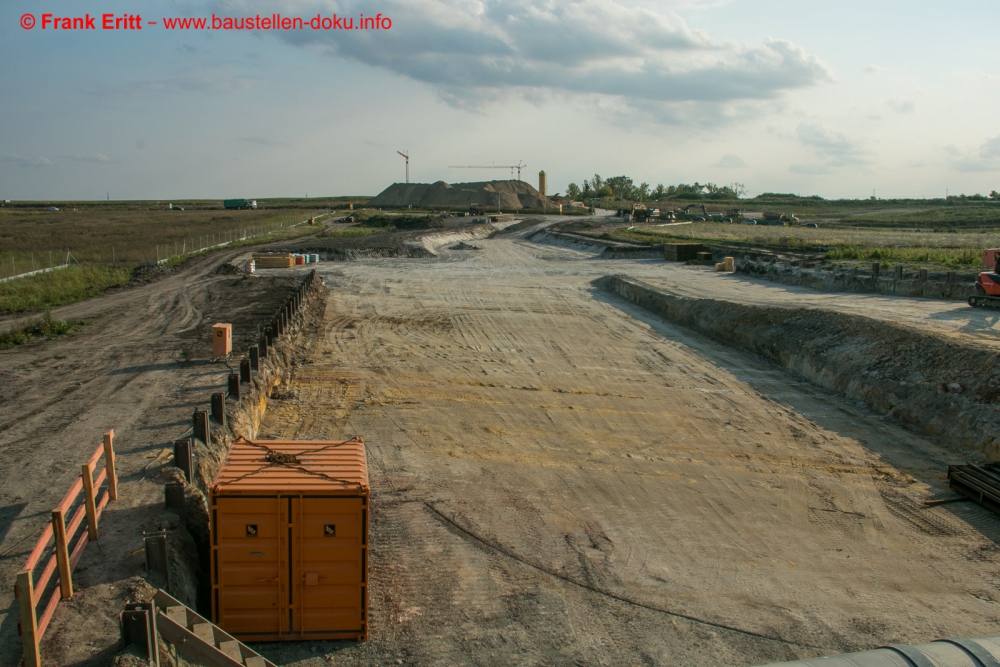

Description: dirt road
[252,227,1000,666]
[0,252,307,666]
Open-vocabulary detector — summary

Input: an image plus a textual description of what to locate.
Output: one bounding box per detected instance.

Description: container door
[214,496,282,635]
[298,496,367,634]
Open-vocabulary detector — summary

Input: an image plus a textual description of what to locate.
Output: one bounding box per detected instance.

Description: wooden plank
[104,430,118,501]
[88,441,104,469]
[16,571,41,667]
[154,612,246,667]
[56,477,83,514]
[23,525,53,571]
[69,530,89,570]
[82,463,99,540]
[34,553,57,599]
[51,508,73,599]
[37,586,60,637]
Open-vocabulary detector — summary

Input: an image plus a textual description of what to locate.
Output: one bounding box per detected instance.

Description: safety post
[103,429,118,501]
[51,509,73,599]
[81,463,99,541]
[16,570,41,667]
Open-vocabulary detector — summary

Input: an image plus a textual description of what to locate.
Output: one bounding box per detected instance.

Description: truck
[223,199,257,210]
[469,203,485,216]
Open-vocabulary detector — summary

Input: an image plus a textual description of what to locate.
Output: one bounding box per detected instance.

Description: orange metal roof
[211,438,369,494]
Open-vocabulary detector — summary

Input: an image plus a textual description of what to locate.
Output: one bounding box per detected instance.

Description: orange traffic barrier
[15,430,118,667]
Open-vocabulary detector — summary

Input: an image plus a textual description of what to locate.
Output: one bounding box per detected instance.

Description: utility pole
[397,151,410,184]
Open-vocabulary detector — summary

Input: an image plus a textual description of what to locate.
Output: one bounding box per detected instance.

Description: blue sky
[1,0,998,200]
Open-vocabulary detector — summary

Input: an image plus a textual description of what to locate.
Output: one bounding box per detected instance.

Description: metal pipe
[755,636,1000,667]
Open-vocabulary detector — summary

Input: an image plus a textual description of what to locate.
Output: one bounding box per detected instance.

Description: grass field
[613,221,1000,269]
[0,198,349,313]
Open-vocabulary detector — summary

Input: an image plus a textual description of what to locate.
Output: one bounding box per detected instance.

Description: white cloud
[796,123,870,167]
[863,64,885,75]
[713,153,746,168]
[980,136,1000,159]
[0,152,52,168]
[886,97,915,114]
[213,0,832,121]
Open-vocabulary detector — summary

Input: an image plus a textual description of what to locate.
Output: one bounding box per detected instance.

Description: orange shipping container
[210,437,369,642]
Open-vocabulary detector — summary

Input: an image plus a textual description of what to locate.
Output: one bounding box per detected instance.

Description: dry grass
[0,203,326,278]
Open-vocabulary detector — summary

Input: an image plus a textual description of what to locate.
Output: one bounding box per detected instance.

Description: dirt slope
[368,180,554,210]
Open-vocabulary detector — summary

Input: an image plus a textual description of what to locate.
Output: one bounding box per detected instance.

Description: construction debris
[368,180,554,210]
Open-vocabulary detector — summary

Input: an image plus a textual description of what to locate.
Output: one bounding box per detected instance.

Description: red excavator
[969,248,1000,308]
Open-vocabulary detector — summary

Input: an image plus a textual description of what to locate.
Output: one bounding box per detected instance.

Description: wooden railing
[15,430,118,667]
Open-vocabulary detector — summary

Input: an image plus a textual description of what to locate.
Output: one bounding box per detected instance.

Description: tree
[591,174,604,192]
[605,176,634,202]
[638,182,650,201]
[652,184,666,200]
[597,185,614,198]
[567,183,581,201]
[991,190,999,200]
[728,182,748,198]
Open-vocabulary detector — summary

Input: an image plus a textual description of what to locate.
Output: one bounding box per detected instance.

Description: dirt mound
[368,180,555,210]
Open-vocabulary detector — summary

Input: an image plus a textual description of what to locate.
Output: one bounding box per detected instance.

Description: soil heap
[368,180,555,210]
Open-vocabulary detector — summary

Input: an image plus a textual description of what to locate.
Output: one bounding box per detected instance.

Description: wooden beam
[81,463,98,541]
[103,430,118,501]
[16,570,41,667]
[51,508,73,599]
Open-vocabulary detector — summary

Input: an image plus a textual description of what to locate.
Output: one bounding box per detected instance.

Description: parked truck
[223,199,257,210]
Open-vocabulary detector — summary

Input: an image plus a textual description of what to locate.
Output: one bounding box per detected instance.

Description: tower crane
[397,150,409,184]
[448,160,526,181]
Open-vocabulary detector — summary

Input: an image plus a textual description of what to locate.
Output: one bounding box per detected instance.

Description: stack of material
[696,251,713,261]
[948,463,1000,516]
[252,253,294,269]
[715,257,736,272]
[663,243,703,262]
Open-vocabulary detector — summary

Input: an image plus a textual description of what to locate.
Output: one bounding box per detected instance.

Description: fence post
[17,570,41,667]
[16,570,41,667]
[52,509,73,599]
[104,430,118,501]
[82,463,99,541]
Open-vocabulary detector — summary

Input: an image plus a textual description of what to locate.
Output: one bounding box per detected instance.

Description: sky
[1,0,998,200]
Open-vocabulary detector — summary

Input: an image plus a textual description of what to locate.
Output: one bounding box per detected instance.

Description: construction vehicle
[763,211,798,224]
[469,203,486,216]
[683,204,708,216]
[631,204,649,222]
[970,252,1000,308]
[223,199,257,210]
[726,208,744,219]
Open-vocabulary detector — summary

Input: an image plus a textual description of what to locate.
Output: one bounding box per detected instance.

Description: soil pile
[368,180,555,210]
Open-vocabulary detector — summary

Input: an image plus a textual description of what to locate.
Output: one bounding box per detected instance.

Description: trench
[600,275,1000,460]
[164,274,329,616]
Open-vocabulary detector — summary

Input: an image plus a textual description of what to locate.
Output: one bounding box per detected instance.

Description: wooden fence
[14,430,118,667]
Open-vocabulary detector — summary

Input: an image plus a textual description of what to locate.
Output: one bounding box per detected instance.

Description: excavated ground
[248,223,1000,667]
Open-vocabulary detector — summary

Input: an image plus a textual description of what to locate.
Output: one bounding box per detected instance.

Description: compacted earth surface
[3,217,1000,666]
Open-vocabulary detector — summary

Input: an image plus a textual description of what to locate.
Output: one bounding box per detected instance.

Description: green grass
[606,222,1000,270]
[319,226,391,239]
[0,265,131,312]
[0,310,89,349]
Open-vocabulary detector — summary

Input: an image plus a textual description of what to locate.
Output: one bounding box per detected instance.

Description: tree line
[564,175,747,203]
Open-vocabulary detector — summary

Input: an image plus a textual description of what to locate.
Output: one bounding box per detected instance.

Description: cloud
[239,137,284,146]
[947,136,1000,172]
[863,64,885,75]
[213,0,832,120]
[713,154,746,168]
[62,153,111,163]
[0,152,52,168]
[796,123,870,167]
[789,164,831,175]
[981,136,1000,159]
[886,97,915,114]
[86,64,255,95]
